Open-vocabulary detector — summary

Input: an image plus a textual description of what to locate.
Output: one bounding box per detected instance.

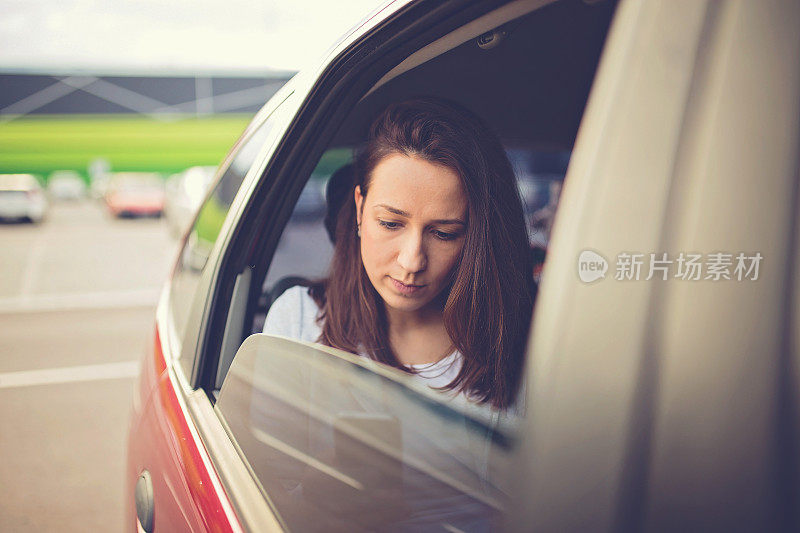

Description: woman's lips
[389,277,426,296]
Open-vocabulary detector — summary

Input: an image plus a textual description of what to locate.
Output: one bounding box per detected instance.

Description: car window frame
[162,85,297,381]
[190,0,507,394]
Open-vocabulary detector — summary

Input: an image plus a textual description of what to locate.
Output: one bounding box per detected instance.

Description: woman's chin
[380,291,431,314]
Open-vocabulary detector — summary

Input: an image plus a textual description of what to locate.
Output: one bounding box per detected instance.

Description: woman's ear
[354,185,364,227]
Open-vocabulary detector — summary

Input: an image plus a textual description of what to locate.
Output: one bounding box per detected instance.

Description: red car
[127,0,800,531]
[105,172,165,217]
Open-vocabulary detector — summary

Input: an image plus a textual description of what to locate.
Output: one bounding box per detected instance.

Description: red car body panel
[126,327,242,532]
[106,191,165,216]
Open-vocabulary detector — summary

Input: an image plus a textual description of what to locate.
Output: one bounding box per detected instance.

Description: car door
[508,0,800,530]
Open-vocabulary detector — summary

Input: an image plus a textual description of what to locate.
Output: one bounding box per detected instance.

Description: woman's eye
[432,229,458,241]
[378,220,401,230]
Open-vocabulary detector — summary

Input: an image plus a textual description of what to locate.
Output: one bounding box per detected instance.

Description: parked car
[0,173,47,223]
[164,166,217,238]
[127,0,800,531]
[88,157,112,199]
[46,170,87,200]
[90,174,111,200]
[104,172,165,218]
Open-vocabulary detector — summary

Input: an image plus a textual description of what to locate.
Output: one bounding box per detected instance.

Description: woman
[264,97,534,411]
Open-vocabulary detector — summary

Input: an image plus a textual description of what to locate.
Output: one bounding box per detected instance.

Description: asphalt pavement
[0,201,179,531]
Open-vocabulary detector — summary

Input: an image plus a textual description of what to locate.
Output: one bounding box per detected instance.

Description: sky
[0,0,384,75]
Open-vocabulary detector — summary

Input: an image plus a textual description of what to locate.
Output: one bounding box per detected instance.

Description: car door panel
[511,0,800,530]
[127,326,240,532]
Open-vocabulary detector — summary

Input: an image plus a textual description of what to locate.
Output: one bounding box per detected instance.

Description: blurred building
[0,70,293,117]
[0,70,294,180]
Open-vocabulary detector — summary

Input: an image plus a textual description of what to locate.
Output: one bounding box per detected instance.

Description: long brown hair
[312,97,534,409]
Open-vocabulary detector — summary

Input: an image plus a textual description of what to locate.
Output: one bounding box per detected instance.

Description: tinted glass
[506,147,570,248]
[251,149,350,332]
[218,335,519,532]
[169,117,277,349]
[263,149,351,285]
[507,147,569,282]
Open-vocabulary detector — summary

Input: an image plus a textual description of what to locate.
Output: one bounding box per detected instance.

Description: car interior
[205,0,618,394]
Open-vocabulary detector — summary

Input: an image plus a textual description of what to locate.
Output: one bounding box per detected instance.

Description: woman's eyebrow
[375,203,465,225]
[375,203,409,216]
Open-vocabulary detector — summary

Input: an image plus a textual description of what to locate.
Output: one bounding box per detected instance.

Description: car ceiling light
[476,29,507,50]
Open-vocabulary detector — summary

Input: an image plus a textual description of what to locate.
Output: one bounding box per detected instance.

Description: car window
[508,147,570,281]
[252,145,566,333]
[205,2,617,527]
[168,114,278,360]
[217,334,518,532]
[507,148,569,242]
[250,149,351,332]
[265,149,352,285]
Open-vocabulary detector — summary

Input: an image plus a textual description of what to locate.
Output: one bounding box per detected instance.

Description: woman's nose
[396,232,427,273]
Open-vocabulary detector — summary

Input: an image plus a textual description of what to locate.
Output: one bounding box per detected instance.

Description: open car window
[251,149,351,333]
[192,0,618,376]
[200,1,618,529]
[263,149,352,285]
[252,145,567,334]
[217,334,518,531]
[237,0,617,345]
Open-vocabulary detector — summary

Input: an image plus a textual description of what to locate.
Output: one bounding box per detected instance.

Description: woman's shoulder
[262,285,322,342]
[275,284,314,305]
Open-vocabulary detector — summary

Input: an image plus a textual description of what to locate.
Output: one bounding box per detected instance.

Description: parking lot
[0,201,178,531]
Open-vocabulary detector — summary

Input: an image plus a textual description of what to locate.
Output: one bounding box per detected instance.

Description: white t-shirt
[262,285,464,390]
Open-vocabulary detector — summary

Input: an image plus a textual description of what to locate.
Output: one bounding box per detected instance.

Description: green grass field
[0,114,253,181]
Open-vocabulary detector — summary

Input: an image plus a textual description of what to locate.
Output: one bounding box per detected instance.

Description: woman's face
[355,153,468,316]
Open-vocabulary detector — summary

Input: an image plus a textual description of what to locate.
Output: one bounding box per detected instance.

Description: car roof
[108,172,162,183]
[0,173,40,191]
[331,0,615,148]
[48,170,83,181]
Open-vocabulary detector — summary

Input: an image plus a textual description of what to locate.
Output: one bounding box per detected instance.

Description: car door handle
[135,470,154,533]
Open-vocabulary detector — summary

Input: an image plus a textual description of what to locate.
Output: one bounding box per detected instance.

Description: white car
[0,174,48,223]
[164,166,217,237]
[47,170,87,200]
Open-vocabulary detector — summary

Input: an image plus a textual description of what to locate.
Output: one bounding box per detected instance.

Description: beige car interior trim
[513,0,710,529]
[366,0,556,95]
